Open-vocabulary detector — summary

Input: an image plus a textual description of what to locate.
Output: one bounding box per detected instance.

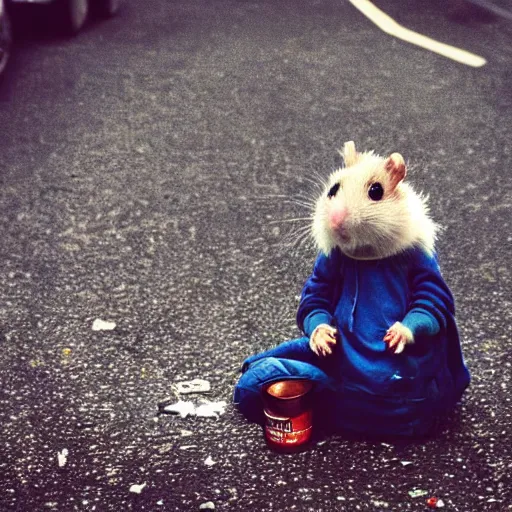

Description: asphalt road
[0,0,511,510]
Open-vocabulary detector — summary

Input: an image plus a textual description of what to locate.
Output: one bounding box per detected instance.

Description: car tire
[55,0,90,35]
[93,0,123,18]
[0,3,12,76]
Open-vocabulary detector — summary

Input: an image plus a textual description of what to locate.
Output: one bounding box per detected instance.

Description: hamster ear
[340,141,359,167]
[385,153,407,190]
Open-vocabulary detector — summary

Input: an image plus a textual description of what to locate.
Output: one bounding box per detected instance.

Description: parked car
[8,0,124,35]
[0,0,12,75]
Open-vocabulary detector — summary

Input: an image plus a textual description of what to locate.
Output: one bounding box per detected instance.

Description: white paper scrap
[129,483,147,494]
[204,456,217,467]
[163,401,196,418]
[175,379,211,394]
[408,489,428,498]
[163,400,227,419]
[57,448,68,468]
[195,401,227,418]
[92,319,117,331]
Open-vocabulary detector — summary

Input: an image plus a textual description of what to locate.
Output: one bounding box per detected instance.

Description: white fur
[312,148,437,259]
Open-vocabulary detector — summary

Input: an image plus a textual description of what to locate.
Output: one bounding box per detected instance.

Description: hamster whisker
[295,236,315,253]
[295,228,314,243]
[255,194,290,199]
[290,225,314,239]
[281,231,313,252]
[298,174,326,192]
[253,194,290,204]
[287,222,314,240]
[279,222,312,239]
[310,171,330,191]
[254,194,310,202]
[254,194,316,210]
[282,199,316,210]
[274,225,316,257]
[268,217,314,225]
[265,193,317,207]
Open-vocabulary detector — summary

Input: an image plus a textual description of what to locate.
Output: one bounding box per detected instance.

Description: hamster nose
[328,205,349,230]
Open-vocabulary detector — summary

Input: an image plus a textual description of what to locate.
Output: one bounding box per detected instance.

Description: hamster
[311,141,438,260]
[234,141,471,437]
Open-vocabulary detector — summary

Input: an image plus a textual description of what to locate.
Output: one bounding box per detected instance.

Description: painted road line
[348,0,487,68]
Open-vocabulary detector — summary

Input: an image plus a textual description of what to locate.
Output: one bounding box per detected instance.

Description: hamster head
[312,141,438,260]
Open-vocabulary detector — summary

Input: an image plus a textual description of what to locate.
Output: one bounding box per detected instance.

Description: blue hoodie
[235,247,470,437]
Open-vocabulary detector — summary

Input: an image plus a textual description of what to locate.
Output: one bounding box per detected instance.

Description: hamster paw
[310,324,337,357]
[384,322,414,354]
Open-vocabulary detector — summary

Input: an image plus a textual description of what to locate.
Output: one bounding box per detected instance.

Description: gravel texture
[0,0,511,510]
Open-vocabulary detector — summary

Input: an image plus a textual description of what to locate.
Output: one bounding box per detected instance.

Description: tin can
[262,379,314,452]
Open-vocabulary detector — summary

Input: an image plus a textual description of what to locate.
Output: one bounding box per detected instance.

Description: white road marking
[348,0,487,67]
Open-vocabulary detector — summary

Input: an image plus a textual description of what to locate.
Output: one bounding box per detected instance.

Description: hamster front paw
[309,324,337,357]
[384,322,414,354]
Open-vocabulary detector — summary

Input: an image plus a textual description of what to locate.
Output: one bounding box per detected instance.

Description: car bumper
[9,0,55,4]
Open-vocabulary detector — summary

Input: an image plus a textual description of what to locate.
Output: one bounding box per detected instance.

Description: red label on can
[264,409,313,447]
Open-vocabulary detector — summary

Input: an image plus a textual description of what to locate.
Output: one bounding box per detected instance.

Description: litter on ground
[57,449,68,468]
[426,497,445,508]
[175,379,211,394]
[92,319,117,331]
[409,489,429,498]
[129,483,147,494]
[162,401,196,418]
[162,400,227,419]
[195,401,227,418]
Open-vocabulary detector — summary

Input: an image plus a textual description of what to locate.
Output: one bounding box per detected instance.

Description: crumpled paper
[129,483,147,494]
[92,319,116,331]
[175,379,211,394]
[162,400,227,419]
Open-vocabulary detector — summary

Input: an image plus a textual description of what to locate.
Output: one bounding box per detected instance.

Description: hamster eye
[368,182,384,201]
[327,182,340,199]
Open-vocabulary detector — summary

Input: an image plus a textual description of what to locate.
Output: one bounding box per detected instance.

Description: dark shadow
[447,0,498,23]
[8,2,120,46]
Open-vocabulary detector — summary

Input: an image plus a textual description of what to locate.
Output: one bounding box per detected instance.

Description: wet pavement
[0,0,511,510]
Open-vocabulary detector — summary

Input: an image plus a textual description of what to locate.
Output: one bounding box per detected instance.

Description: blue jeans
[234,337,441,438]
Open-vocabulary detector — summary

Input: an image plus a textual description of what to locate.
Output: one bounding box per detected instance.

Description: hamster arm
[401,251,454,341]
[296,249,343,338]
